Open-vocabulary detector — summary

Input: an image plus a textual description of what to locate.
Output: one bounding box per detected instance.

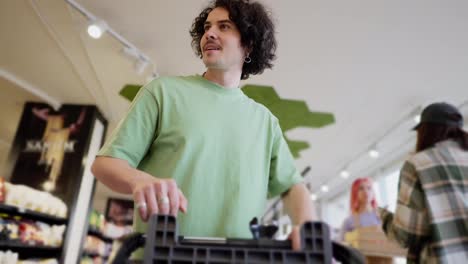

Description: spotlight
[340,170,350,179]
[310,194,318,201]
[87,20,107,39]
[321,185,329,193]
[369,148,380,159]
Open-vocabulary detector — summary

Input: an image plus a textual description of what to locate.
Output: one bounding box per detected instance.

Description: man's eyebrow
[204,19,233,25]
[217,19,233,24]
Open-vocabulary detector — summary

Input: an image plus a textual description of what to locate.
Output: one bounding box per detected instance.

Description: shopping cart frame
[112,214,364,264]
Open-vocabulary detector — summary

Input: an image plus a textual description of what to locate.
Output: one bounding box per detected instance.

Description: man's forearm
[282,183,316,225]
[92,156,188,220]
[91,156,144,194]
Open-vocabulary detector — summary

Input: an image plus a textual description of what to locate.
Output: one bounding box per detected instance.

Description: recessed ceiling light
[369,149,380,159]
[340,170,350,179]
[321,185,329,193]
[310,194,318,201]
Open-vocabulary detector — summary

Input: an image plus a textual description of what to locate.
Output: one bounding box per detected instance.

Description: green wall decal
[241,85,335,157]
[119,84,335,158]
[119,84,141,102]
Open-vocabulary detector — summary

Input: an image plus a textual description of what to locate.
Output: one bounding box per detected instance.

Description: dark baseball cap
[413,102,463,130]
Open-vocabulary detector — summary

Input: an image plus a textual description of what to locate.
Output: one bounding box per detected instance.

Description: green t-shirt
[98,74,301,240]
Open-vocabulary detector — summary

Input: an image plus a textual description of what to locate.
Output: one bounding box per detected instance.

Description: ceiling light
[414,115,421,124]
[369,149,379,158]
[87,20,107,39]
[310,194,318,201]
[321,185,329,193]
[369,146,380,159]
[340,170,350,179]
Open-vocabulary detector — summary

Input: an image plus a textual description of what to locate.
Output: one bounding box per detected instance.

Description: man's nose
[205,28,218,39]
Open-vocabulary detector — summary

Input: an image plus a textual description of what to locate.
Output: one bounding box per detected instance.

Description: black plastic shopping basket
[112,214,364,264]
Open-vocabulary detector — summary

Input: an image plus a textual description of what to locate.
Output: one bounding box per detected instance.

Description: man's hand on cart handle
[132,173,188,221]
[288,225,301,251]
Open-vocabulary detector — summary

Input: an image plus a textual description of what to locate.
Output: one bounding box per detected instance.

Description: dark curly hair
[190,0,277,80]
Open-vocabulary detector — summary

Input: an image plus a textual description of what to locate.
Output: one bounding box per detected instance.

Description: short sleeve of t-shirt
[267,120,303,198]
[98,84,159,168]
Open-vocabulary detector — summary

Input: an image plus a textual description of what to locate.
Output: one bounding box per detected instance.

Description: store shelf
[88,227,114,243]
[0,240,61,259]
[0,203,67,225]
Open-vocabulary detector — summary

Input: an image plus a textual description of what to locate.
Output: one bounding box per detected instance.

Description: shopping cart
[112,214,364,264]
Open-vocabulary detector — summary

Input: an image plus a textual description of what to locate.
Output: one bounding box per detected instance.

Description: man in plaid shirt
[378,102,468,263]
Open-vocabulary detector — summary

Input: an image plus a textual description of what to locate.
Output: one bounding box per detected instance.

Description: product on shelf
[0,214,65,247]
[0,216,20,240]
[83,209,134,263]
[83,235,111,258]
[19,221,42,245]
[3,182,67,218]
[89,210,105,232]
[88,210,133,240]
[41,223,66,247]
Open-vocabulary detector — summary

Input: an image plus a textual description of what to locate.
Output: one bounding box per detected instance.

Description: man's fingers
[178,189,188,213]
[134,179,187,220]
[167,180,179,217]
[289,226,301,251]
[144,186,159,220]
[155,181,170,215]
[133,189,148,221]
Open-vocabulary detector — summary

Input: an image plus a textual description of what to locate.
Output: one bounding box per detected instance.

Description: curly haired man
[92,0,315,258]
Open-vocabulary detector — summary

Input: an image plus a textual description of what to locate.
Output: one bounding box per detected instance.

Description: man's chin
[203,61,223,69]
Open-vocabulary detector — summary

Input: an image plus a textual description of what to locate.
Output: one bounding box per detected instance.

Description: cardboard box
[345,226,407,258]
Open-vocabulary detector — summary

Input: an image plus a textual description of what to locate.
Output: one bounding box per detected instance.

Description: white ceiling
[1,0,468,208]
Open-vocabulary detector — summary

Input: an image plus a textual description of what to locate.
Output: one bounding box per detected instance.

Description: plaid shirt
[379,140,468,264]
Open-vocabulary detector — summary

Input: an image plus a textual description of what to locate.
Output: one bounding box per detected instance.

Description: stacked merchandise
[0,214,65,247]
[0,178,67,263]
[1,180,67,218]
[81,210,133,264]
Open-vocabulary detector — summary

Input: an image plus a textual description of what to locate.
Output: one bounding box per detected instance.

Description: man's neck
[203,69,241,89]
